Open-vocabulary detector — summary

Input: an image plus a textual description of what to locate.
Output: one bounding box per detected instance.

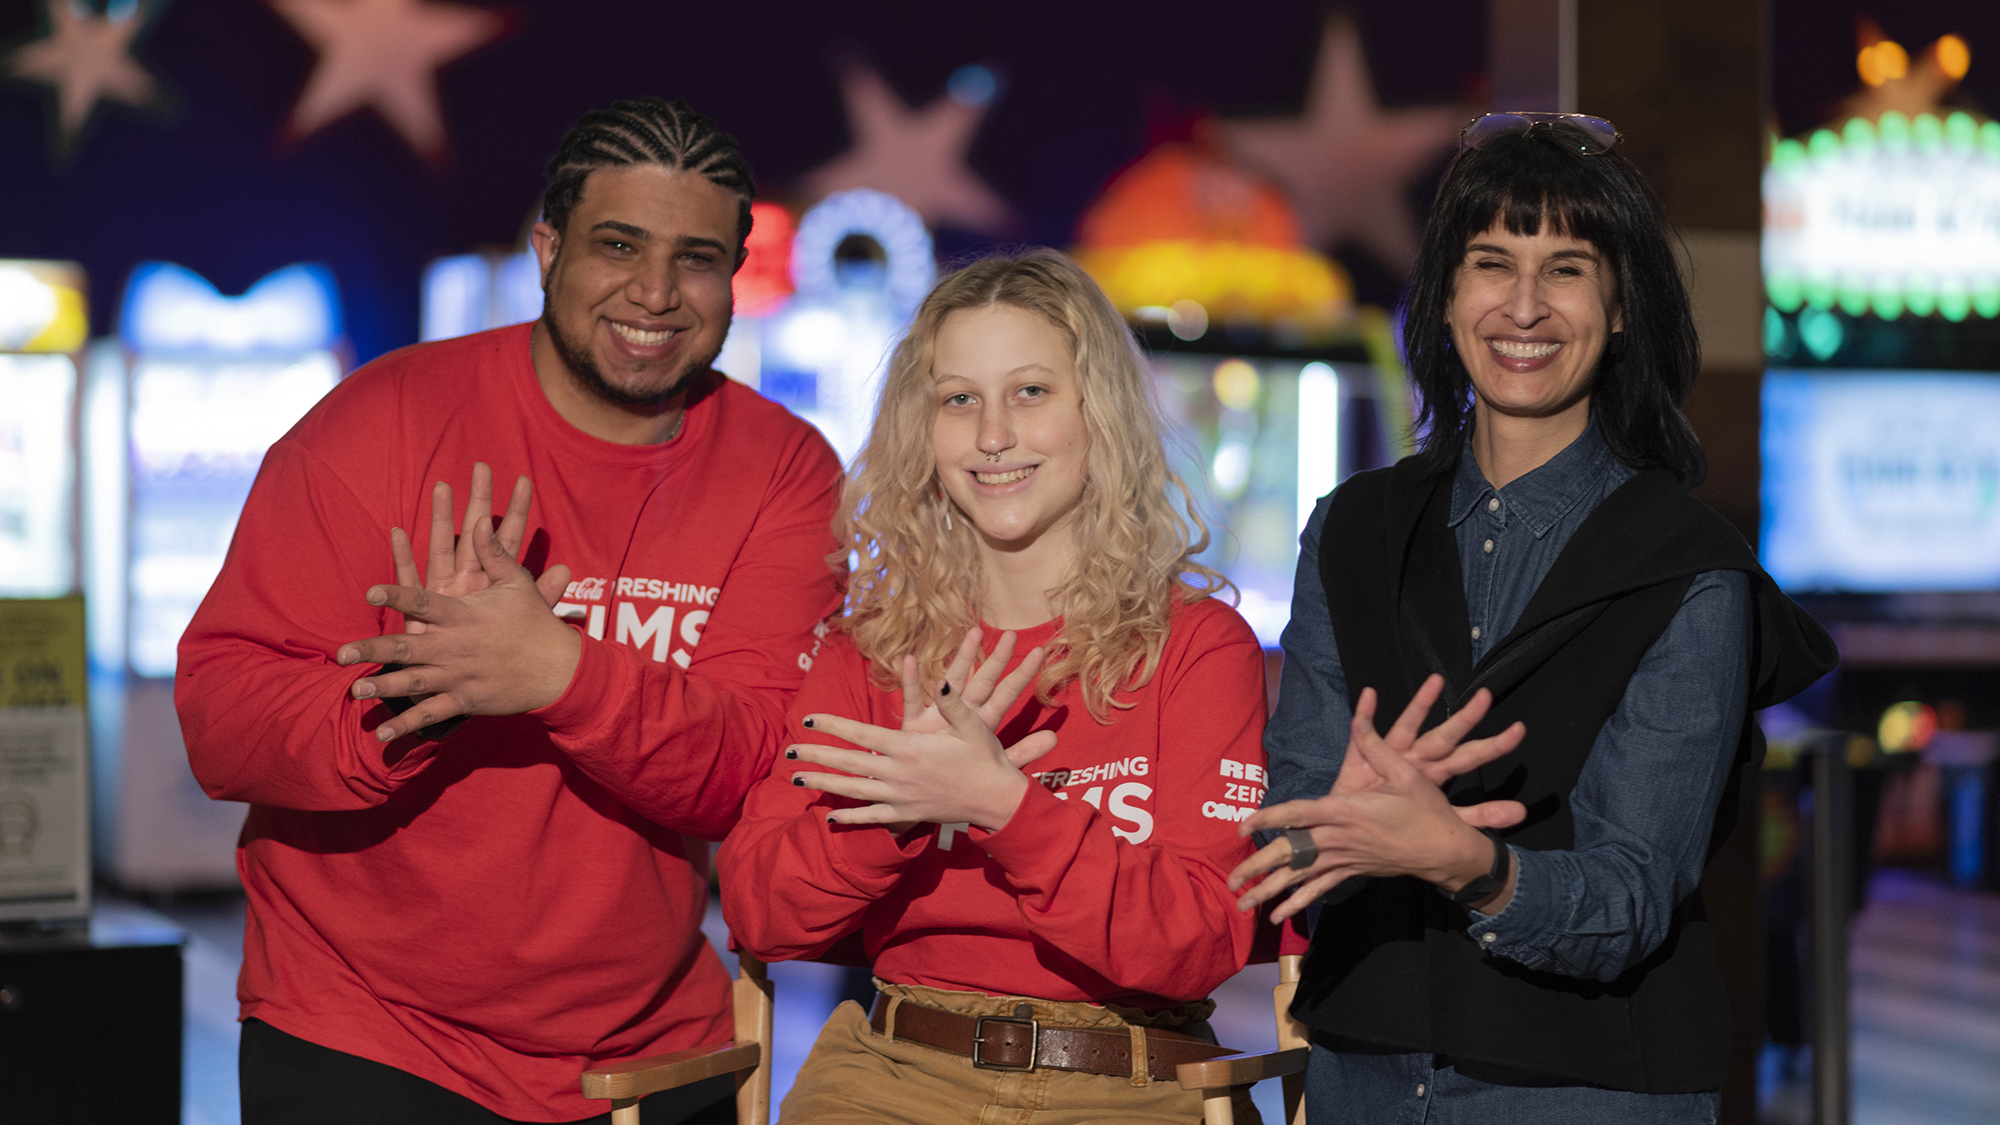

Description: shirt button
[1470,626,1481,640]
[1488,497,1500,512]
[1483,539,1494,554]
[1482,932,1498,944]
[1416,1083,1427,1097]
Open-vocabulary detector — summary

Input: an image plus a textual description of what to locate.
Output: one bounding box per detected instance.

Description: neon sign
[1764,112,2000,321]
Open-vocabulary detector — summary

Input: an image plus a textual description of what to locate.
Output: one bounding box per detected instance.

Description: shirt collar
[1447,423,1625,538]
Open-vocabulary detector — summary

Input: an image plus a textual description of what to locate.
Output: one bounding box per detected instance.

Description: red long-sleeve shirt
[719,598,1269,1009]
[176,324,844,1121]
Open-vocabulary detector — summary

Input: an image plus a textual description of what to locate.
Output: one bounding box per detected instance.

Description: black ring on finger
[1284,827,1318,871]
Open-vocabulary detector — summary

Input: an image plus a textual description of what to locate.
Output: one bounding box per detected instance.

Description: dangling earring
[944,506,953,531]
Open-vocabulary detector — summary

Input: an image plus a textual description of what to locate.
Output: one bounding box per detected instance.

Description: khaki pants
[778,982,1262,1125]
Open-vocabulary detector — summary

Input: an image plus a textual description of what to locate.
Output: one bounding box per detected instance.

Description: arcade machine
[83,262,345,891]
[0,260,87,599]
[0,260,91,924]
[757,188,933,463]
[1072,139,1412,646]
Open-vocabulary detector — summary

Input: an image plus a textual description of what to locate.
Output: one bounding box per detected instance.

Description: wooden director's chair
[580,921,1310,1125]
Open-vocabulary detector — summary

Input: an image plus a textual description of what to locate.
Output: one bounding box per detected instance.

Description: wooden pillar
[1491,4,1769,1123]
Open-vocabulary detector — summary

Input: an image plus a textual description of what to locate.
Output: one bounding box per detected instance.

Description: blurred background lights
[1858,38,1909,86]
[1877,700,1938,753]
[1211,357,1260,411]
[1936,33,1971,80]
[947,65,998,108]
[1168,299,1209,341]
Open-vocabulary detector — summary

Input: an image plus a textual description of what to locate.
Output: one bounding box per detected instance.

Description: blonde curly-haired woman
[718,249,1270,1124]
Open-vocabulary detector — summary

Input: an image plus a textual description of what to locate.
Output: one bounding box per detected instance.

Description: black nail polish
[939,681,952,697]
[802,717,816,729]
[826,815,837,824]
[785,748,799,760]
[791,775,804,786]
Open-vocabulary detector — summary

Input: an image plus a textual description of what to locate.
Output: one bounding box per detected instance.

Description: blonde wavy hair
[839,249,1229,723]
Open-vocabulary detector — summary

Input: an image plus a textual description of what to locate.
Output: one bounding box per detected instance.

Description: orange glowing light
[1936,34,1971,80]
[1858,39,1910,86]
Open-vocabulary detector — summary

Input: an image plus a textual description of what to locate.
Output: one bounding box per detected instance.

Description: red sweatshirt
[176,323,844,1121]
[718,598,1269,1009]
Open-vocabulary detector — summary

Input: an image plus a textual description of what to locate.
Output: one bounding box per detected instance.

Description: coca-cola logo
[566,576,608,601]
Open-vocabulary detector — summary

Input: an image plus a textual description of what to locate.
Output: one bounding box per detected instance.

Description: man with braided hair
[178,98,844,1124]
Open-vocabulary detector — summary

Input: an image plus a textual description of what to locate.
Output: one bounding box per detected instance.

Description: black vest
[1294,459,1835,1093]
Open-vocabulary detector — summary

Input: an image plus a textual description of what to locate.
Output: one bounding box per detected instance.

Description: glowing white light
[1168,299,1209,341]
[714,317,762,391]
[0,354,78,595]
[123,263,342,354]
[1297,361,1341,533]
[422,252,544,342]
[791,189,935,313]
[1211,439,1252,498]
[0,266,59,350]
[125,353,341,677]
[82,341,128,671]
[421,255,491,341]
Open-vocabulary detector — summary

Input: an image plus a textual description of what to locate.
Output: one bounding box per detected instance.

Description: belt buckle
[970,1014,1040,1071]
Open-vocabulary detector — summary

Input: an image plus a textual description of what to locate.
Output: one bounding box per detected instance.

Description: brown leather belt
[867,993,1232,1081]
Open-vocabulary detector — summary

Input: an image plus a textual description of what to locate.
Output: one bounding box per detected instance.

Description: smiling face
[930,303,1091,564]
[530,163,742,412]
[1447,222,1621,430]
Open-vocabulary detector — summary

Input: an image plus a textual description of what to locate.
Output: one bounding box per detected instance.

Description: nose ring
[983,451,1000,463]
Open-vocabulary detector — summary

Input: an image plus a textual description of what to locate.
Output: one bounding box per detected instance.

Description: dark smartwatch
[1447,829,1511,907]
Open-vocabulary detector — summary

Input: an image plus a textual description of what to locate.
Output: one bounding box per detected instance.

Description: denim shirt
[1263,426,1750,981]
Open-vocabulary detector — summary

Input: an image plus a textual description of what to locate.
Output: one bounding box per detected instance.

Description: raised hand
[389,464,563,635]
[787,671,1059,833]
[338,507,577,742]
[1227,679,1529,922]
[901,628,1048,753]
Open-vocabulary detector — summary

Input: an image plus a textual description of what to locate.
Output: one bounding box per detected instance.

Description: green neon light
[1766,112,2000,320]
[1767,271,1803,312]
[1798,307,1843,360]
[1939,288,1972,322]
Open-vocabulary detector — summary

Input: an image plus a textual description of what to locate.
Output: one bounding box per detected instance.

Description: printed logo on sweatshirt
[1202,758,1266,823]
[554,576,715,669]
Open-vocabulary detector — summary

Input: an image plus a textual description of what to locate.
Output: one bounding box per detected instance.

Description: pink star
[270,0,506,163]
[7,0,158,147]
[802,64,1011,234]
[1222,15,1465,274]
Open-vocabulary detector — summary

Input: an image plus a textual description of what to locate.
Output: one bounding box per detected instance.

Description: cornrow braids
[542,97,756,248]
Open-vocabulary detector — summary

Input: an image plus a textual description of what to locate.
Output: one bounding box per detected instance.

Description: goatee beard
[543,309,726,408]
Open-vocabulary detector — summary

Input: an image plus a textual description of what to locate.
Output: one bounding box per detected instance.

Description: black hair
[1402,121,1706,486]
[542,97,756,249]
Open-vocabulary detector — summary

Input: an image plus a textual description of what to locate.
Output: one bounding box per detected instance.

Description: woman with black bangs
[1229,115,1836,1122]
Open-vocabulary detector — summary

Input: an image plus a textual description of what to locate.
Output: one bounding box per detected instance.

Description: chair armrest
[581,1043,762,1101]
[1175,1046,1309,1090]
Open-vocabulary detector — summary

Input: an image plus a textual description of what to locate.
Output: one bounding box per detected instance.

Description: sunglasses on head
[1460,112,1621,154]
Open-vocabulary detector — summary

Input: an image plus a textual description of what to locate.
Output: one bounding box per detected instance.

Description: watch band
[1447,829,1510,907]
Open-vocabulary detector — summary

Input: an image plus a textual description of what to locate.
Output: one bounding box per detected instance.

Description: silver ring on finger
[1284,826,1318,871]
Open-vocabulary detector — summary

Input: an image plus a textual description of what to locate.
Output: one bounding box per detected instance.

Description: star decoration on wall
[802,64,1011,234]
[1221,15,1465,274]
[269,0,507,163]
[6,0,160,150]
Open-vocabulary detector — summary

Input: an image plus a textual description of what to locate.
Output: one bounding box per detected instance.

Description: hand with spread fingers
[786,636,1059,832]
[1228,675,1529,922]
[867,627,1051,834]
[390,463,550,633]
[336,472,577,743]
